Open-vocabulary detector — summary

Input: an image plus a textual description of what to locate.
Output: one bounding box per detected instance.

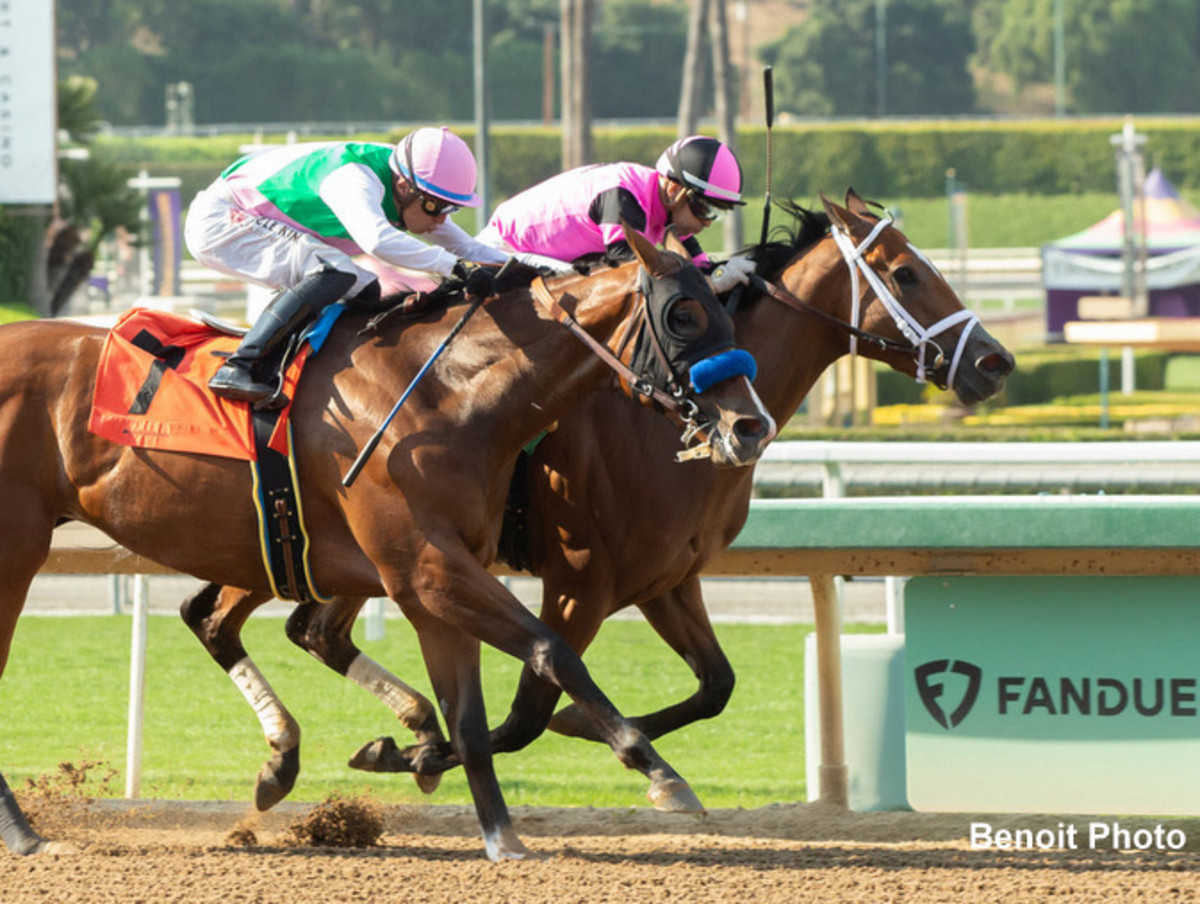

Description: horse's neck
[737,240,854,421]
[453,281,636,453]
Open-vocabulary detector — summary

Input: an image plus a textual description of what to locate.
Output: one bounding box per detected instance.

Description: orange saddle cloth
[88,308,309,460]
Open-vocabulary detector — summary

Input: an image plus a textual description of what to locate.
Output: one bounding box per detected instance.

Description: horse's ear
[820,191,854,233]
[845,188,872,217]
[622,219,679,278]
[662,226,692,260]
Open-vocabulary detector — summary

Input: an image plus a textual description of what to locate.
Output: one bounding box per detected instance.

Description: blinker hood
[631,264,756,395]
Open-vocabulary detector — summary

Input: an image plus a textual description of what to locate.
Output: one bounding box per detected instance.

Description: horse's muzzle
[708,404,777,468]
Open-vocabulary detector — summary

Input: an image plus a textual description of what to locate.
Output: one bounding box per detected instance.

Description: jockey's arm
[426,219,509,267]
[320,163,458,277]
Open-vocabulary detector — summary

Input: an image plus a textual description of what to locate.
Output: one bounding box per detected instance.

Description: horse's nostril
[735,418,767,441]
[978,352,1013,377]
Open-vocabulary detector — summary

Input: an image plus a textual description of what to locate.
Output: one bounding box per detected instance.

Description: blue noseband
[688,348,758,394]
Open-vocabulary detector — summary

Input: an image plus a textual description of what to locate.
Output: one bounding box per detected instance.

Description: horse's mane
[728,199,831,311]
[750,200,831,277]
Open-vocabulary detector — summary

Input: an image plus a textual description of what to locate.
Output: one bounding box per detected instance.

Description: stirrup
[253,385,290,411]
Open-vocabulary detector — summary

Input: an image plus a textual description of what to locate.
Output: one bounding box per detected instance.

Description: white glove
[708,255,757,294]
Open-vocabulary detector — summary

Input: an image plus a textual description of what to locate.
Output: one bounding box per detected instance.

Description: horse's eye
[666,300,705,337]
[893,266,917,287]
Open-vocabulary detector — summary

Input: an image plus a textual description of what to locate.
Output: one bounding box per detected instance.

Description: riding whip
[341,293,485,489]
[759,65,775,247]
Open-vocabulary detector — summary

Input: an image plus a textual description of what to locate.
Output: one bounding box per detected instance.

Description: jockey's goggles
[418,193,461,217]
[398,134,462,217]
[686,191,735,223]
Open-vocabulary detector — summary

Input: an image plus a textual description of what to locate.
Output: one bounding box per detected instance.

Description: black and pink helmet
[655,136,745,207]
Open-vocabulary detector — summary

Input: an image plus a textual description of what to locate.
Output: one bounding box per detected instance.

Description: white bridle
[830,217,980,388]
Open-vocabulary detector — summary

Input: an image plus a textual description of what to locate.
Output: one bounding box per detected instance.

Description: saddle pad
[89,307,309,460]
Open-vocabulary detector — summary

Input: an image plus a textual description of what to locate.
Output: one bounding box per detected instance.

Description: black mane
[729,200,831,310]
[748,199,831,279]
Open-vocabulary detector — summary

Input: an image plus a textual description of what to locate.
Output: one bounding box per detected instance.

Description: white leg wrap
[346,654,429,728]
[229,657,299,751]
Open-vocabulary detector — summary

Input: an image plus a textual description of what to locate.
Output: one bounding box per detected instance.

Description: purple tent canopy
[1042,168,1200,335]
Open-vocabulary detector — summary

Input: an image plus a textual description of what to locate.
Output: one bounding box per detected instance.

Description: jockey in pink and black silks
[185,126,506,407]
[478,136,756,293]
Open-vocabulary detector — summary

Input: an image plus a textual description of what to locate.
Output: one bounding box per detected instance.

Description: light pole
[1054,0,1065,117]
[875,0,887,117]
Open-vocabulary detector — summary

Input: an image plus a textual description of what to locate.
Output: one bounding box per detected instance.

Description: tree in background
[763,0,976,117]
[54,0,689,126]
[49,77,146,316]
[984,0,1200,114]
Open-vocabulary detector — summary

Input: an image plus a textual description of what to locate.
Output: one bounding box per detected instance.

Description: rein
[529,275,698,415]
[746,273,919,360]
[528,275,711,456]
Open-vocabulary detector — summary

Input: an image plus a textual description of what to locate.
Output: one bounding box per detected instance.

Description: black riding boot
[209,268,356,407]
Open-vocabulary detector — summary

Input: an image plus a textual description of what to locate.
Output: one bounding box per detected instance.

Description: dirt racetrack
[4,798,1200,903]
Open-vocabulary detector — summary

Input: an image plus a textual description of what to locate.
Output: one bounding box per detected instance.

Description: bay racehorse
[178,191,1014,800]
[0,226,775,860]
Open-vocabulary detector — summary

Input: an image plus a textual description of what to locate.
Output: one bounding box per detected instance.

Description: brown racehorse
[0,227,775,860]
[179,191,1014,798]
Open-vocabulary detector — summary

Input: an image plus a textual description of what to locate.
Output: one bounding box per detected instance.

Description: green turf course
[0,614,883,809]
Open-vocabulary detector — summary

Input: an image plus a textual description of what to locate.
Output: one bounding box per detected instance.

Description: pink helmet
[389,127,481,208]
[655,136,745,206]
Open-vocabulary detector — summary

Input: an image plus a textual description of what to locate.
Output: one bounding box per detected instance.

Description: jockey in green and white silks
[185,127,506,407]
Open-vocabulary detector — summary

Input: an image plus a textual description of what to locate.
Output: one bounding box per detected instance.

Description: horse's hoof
[36,840,79,855]
[647,778,706,814]
[349,736,403,773]
[414,772,442,795]
[254,748,299,811]
[254,775,287,812]
[483,830,534,862]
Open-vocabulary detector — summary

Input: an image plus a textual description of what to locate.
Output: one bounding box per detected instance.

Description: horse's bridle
[530,275,700,410]
[528,273,742,459]
[749,217,981,391]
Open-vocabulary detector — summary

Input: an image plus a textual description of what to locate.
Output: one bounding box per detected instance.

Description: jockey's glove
[708,254,757,294]
[453,260,501,300]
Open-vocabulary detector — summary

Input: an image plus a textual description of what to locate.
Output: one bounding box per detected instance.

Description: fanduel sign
[905,576,1200,815]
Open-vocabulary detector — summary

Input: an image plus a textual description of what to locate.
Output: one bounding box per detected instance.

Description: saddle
[88,306,342,603]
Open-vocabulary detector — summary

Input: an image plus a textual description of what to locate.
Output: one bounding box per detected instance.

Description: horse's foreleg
[0,505,68,854]
[284,598,445,792]
[0,773,50,855]
[406,548,703,817]
[180,583,300,810]
[406,611,531,861]
[487,584,610,753]
[550,577,734,743]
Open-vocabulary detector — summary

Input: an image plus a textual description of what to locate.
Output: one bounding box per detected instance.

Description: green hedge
[95,117,1200,205]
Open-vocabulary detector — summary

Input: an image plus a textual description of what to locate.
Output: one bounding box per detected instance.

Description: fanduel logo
[915,659,983,729]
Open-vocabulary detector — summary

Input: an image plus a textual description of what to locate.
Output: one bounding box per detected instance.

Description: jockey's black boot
[209,267,356,407]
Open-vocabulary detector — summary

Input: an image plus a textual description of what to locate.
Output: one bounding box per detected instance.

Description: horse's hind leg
[549,577,735,743]
[283,597,445,793]
[0,506,64,854]
[180,583,300,810]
